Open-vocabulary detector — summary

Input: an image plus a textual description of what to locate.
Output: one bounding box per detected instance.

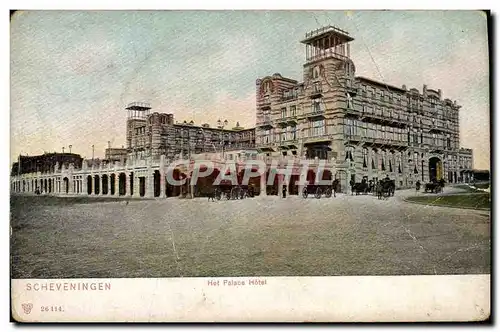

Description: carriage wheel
[315,187,322,199]
[325,188,332,198]
[302,187,308,198]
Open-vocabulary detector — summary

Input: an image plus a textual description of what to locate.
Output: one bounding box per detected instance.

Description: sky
[10,10,490,169]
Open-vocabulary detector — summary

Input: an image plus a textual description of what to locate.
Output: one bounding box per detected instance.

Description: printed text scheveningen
[26,282,111,291]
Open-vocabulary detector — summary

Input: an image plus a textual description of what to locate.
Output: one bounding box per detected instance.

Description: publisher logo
[21,303,33,315]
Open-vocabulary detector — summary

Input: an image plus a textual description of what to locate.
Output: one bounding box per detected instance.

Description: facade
[10,25,476,198]
[255,25,474,188]
[11,153,83,176]
[125,102,255,163]
[10,104,260,198]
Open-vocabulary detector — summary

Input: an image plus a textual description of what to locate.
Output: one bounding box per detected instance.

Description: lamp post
[92,145,95,166]
[69,145,72,154]
[62,147,65,154]
[217,119,228,158]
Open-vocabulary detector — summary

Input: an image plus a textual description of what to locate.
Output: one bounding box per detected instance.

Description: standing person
[282,185,287,198]
[416,180,421,192]
[332,179,339,198]
[349,179,355,196]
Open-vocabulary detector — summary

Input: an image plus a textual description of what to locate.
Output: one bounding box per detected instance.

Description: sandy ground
[10,187,490,278]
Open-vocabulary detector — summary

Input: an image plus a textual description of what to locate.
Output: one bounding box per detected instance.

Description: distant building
[11,152,83,176]
[125,102,255,162]
[105,147,128,163]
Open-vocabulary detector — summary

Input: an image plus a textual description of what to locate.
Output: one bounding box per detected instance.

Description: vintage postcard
[10,10,490,322]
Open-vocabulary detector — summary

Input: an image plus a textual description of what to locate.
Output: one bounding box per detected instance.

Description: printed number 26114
[41,306,64,312]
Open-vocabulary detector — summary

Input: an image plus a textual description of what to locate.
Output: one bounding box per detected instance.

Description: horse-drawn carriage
[352,179,372,195]
[376,178,395,199]
[424,180,445,194]
[302,179,339,199]
[211,181,255,200]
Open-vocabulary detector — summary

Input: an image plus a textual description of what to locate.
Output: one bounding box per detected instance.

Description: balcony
[259,98,271,110]
[345,134,362,143]
[345,84,358,96]
[306,108,325,119]
[344,107,361,117]
[256,117,273,129]
[302,134,331,145]
[310,86,323,99]
[361,137,408,150]
[281,94,298,102]
[277,115,298,126]
[279,137,299,149]
[361,111,407,128]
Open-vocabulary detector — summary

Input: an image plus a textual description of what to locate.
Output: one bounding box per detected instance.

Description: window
[346,92,353,109]
[381,150,386,171]
[281,108,287,118]
[290,105,296,116]
[345,146,354,161]
[359,122,366,138]
[363,148,368,168]
[367,88,373,99]
[313,82,322,93]
[389,152,393,172]
[312,99,322,113]
[311,119,325,137]
[344,118,356,136]
[313,66,320,79]
[290,126,297,140]
[372,150,377,170]
[281,132,287,142]
[446,135,451,148]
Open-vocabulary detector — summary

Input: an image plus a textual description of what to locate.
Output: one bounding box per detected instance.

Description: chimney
[422,84,427,98]
[438,89,442,99]
[402,84,407,90]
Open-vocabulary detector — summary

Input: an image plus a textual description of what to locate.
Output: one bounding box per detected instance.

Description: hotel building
[255,25,474,188]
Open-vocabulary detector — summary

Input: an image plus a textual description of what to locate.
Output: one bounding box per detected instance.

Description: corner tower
[301,26,356,89]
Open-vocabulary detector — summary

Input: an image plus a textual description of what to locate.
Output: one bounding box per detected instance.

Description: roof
[356,76,407,93]
[301,25,354,44]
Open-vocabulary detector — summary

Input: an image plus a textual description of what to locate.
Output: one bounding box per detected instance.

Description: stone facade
[254,25,474,189]
[10,25,475,198]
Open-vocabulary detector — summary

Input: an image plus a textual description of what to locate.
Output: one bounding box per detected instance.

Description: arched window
[363,148,368,168]
[345,146,354,161]
[398,153,402,173]
[389,151,393,172]
[381,150,386,171]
